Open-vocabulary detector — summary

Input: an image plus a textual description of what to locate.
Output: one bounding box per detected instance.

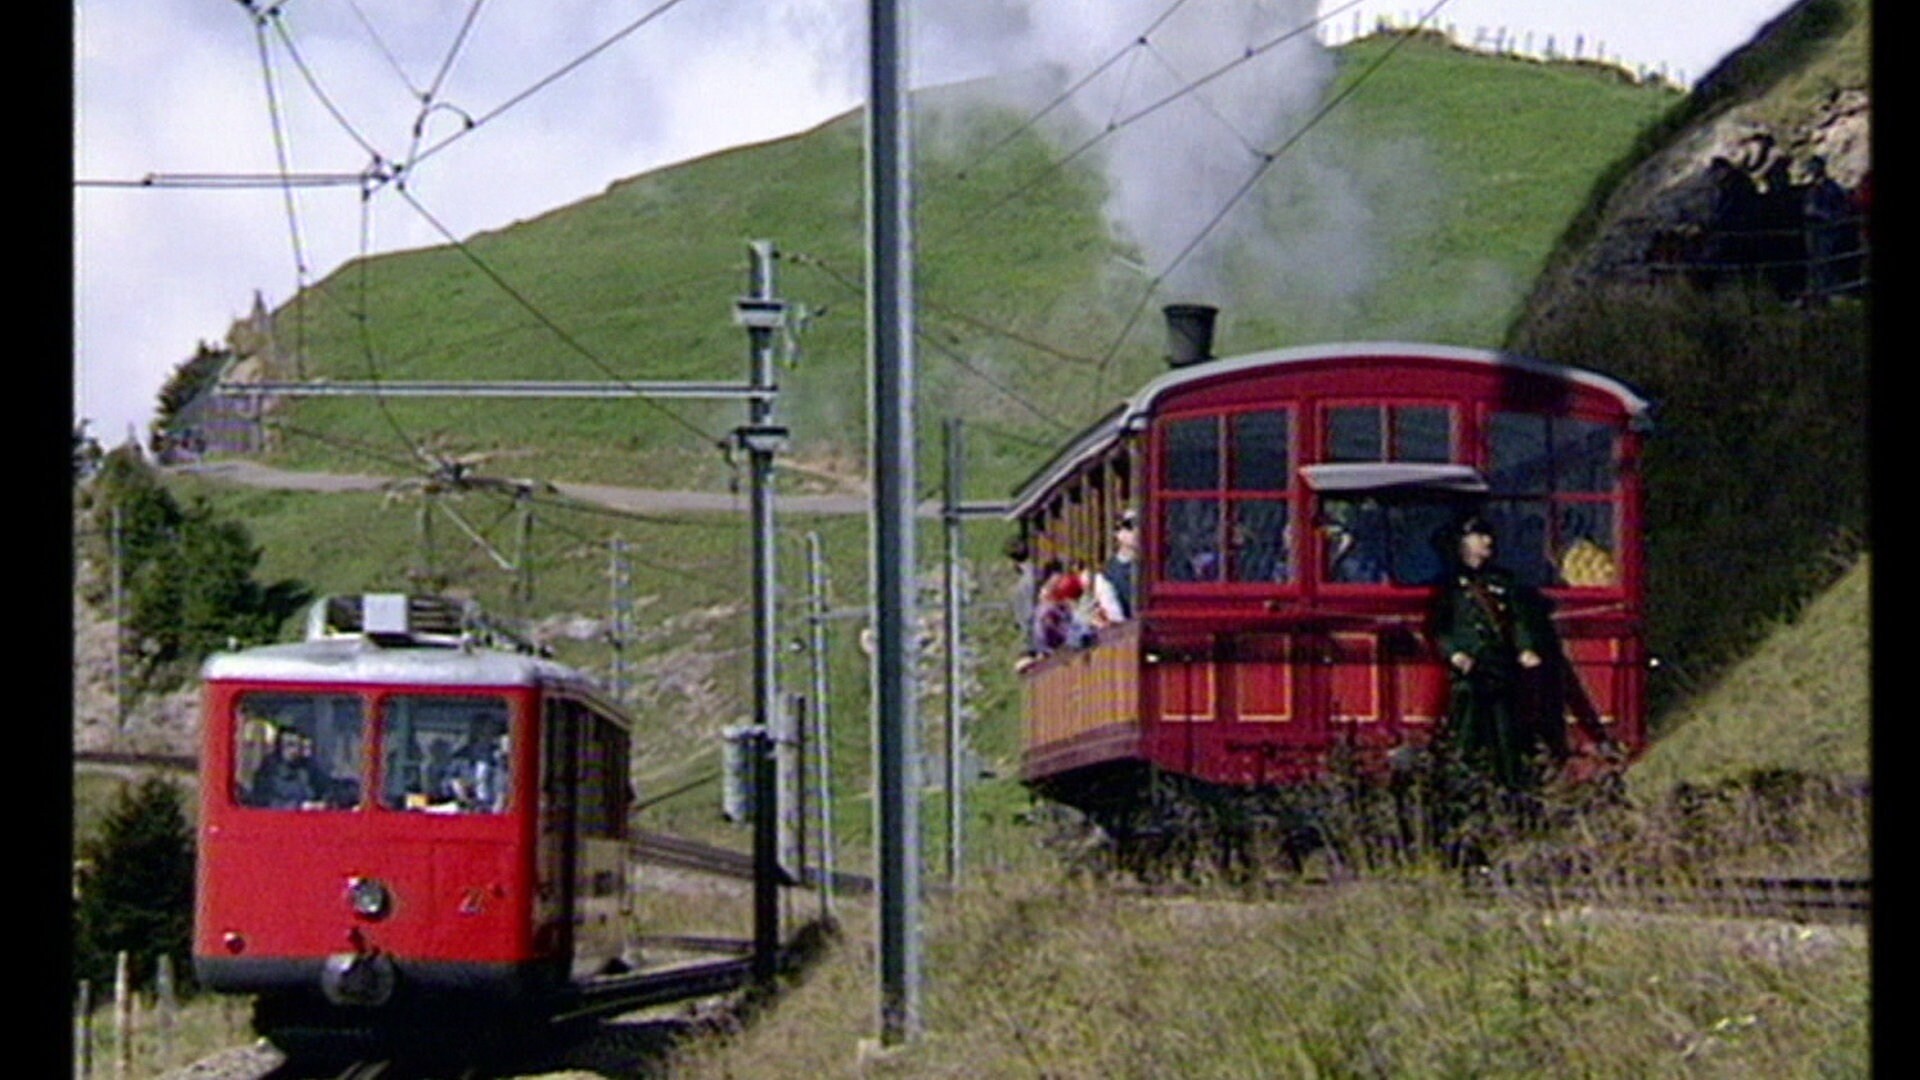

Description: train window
[378,695,512,814]
[1228,499,1292,582]
[576,712,632,840]
[1163,497,1222,582]
[233,693,364,811]
[1483,500,1556,587]
[1163,416,1221,490]
[1318,496,1459,587]
[1395,406,1452,463]
[1488,412,1622,587]
[1229,410,1289,490]
[1328,407,1382,462]
[1553,417,1619,492]
[1328,404,1455,463]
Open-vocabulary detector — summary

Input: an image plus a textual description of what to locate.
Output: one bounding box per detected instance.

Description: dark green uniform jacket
[1433,563,1545,789]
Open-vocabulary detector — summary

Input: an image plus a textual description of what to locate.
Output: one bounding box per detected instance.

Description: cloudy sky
[73,0,1798,447]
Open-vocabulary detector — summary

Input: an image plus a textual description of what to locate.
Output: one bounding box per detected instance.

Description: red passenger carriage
[193,594,635,1043]
[1011,327,1649,834]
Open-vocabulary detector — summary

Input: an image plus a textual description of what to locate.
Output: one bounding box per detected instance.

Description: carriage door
[536,697,580,966]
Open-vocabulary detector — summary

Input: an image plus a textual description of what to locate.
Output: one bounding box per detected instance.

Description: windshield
[379,695,513,814]
[234,692,365,810]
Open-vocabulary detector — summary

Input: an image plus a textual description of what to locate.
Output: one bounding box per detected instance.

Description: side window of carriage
[1485,411,1621,588]
[1158,410,1292,585]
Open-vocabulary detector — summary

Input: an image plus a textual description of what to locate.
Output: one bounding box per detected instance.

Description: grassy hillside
[253,36,1677,502]
[1630,555,1869,795]
[1507,0,1869,723]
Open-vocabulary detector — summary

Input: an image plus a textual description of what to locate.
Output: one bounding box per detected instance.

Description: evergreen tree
[73,777,196,995]
[80,448,311,689]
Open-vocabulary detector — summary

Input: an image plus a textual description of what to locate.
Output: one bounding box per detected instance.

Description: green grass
[1628,556,1869,805]
[239,36,1676,504]
[663,864,1867,1079]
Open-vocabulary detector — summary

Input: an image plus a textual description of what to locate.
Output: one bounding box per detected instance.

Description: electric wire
[391,183,727,449]
[345,0,426,100]
[255,4,391,170]
[352,181,434,464]
[1093,1,1455,377]
[957,0,1199,180]
[937,0,1365,246]
[1141,40,1262,160]
[252,14,312,288]
[786,251,1078,433]
[403,0,699,178]
[402,0,490,171]
[514,495,744,599]
[73,173,367,189]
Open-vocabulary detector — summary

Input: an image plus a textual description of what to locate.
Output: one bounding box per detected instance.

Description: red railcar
[1011,337,1649,827]
[193,595,634,1039]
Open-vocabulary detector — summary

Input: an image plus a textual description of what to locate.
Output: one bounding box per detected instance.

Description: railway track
[631,829,875,895]
[1471,870,1870,924]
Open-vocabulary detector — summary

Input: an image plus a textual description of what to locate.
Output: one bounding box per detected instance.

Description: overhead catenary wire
[787,251,1077,433]
[403,0,700,179]
[956,0,1201,181]
[936,0,1367,247]
[1092,0,1456,379]
[390,183,728,450]
[402,0,491,171]
[345,0,428,101]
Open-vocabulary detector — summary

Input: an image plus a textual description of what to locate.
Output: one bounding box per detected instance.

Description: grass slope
[255,37,1676,501]
[1629,555,1870,797]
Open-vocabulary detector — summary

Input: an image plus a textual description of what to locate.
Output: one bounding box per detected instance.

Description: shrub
[74,776,196,996]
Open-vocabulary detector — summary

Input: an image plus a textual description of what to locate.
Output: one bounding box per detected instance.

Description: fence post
[74,980,92,1080]
[156,955,177,1068]
[113,952,131,1079]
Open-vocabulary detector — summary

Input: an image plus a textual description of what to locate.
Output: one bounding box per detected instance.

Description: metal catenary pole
[942,418,964,886]
[805,531,837,922]
[869,0,921,1045]
[737,239,791,984]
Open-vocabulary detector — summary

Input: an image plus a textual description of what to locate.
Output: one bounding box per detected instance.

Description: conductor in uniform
[1432,515,1547,794]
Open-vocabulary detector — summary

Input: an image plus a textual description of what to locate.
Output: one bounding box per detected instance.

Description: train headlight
[347,876,392,919]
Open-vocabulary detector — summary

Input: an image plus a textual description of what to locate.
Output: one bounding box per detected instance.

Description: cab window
[234,693,364,811]
[379,695,513,814]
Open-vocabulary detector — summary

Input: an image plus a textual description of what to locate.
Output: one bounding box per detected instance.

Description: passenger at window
[1321,500,1389,584]
[423,738,459,802]
[1005,535,1044,658]
[1095,511,1139,621]
[450,723,508,811]
[1032,560,1100,653]
[248,729,331,809]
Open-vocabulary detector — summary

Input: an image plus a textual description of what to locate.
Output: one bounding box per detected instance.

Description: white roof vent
[363,593,411,635]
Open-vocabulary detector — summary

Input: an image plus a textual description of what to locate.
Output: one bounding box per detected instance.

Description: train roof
[1008,341,1652,518]
[201,636,598,693]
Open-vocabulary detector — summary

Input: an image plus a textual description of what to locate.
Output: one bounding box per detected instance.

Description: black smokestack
[1163,303,1219,367]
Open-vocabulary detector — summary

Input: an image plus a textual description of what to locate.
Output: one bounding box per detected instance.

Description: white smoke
[784,1,1361,305]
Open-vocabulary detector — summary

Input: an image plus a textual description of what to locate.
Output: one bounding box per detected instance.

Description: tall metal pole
[942,418,965,886]
[741,240,786,984]
[868,0,921,1045]
[110,504,124,732]
[806,532,837,923]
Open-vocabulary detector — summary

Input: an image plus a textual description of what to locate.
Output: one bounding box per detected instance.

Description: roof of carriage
[1007,341,1652,519]
[201,635,598,692]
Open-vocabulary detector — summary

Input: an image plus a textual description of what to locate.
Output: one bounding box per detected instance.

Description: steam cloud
[788,0,1359,302]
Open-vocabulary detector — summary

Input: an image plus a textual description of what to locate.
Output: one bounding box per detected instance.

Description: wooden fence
[72,953,246,1080]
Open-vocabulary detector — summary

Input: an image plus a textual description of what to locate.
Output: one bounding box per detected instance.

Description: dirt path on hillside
[170,459,943,517]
